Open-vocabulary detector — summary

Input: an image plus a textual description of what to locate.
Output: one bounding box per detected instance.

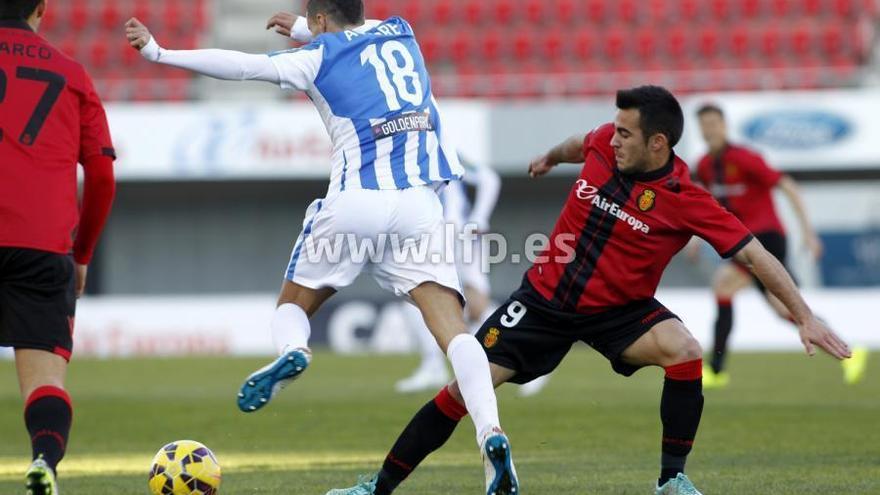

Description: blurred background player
[0,0,116,493]
[125,1,519,492]
[691,104,869,388]
[395,156,501,393]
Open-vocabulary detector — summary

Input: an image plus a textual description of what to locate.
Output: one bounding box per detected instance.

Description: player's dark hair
[696,103,725,120]
[306,0,365,26]
[0,0,41,20]
[616,86,684,148]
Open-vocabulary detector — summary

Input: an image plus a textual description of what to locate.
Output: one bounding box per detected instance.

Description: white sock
[271,303,311,356]
[446,333,500,445]
[402,304,446,370]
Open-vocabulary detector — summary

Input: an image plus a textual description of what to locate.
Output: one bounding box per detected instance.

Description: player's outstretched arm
[777,176,824,259]
[733,239,851,360]
[125,18,282,84]
[528,134,586,178]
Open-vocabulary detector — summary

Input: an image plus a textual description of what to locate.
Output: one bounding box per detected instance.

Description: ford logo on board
[742,111,852,149]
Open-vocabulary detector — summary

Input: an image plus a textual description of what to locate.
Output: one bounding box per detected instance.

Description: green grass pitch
[0,349,877,494]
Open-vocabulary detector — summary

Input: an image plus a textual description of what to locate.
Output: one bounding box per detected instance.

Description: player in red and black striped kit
[1,1,116,493]
[691,104,868,388]
[324,87,851,495]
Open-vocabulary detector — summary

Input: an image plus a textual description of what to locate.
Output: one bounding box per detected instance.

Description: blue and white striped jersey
[268,17,463,195]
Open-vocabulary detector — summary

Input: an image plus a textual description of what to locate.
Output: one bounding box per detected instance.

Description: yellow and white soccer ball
[148,440,221,495]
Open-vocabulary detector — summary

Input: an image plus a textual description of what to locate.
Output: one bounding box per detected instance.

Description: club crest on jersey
[484,328,501,348]
[637,189,656,212]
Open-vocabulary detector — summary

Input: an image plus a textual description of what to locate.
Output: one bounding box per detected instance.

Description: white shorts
[284,186,463,300]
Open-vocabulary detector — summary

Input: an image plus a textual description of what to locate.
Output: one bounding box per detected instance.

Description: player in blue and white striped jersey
[125,2,517,494]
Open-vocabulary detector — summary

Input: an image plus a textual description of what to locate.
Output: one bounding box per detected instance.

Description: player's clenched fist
[125,17,152,50]
[266,11,297,37]
[528,155,555,178]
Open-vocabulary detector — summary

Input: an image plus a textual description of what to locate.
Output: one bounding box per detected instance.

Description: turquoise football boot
[26,456,58,495]
[325,474,377,495]
[482,429,519,495]
[655,473,703,495]
[237,348,310,412]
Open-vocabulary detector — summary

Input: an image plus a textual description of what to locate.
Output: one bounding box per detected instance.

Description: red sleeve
[738,149,782,189]
[78,71,115,163]
[72,148,116,264]
[680,185,753,258]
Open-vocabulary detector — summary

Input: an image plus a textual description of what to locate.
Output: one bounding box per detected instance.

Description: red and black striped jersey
[696,143,785,235]
[0,20,114,256]
[524,123,752,313]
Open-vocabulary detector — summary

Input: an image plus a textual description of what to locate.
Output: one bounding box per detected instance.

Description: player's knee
[676,336,703,364]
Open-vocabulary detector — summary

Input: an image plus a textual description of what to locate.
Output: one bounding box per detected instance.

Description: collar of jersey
[622,151,676,182]
[0,19,32,31]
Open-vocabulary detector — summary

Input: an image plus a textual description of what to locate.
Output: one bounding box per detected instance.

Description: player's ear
[36,0,47,19]
[650,133,667,152]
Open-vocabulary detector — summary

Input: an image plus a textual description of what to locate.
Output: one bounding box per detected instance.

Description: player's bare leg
[17,349,70,495]
[410,282,519,495]
[622,319,705,495]
[395,303,449,394]
[705,263,751,387]
[237,281,335,412]
[327,363,518,495]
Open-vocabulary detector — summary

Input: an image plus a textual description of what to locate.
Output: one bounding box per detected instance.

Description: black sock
[375,398,462,495]
[660,361,704,486]
[24,386,73,472]
[711,300,733,374]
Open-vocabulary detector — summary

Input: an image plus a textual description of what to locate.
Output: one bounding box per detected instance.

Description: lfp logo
[742,111,852,149]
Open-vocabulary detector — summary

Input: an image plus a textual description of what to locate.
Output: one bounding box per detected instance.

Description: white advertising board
[25,289,876,359]
[681,90,880,170]
[106,100,490,180]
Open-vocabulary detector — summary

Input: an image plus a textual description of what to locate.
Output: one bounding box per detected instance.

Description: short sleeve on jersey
[79,72,114,162]
[738,148,783,188]
[268,44,323,91]
[680,186,753,258]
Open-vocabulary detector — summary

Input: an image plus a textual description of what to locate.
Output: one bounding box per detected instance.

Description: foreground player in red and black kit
[325,87,851,495]
[691,104,868,388]
[1,1,116,493]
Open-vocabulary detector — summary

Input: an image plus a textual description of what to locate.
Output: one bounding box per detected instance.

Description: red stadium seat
[573,28,596,62]
[99,0,121,31]
[512,30,534,60]
[616,0,638,24]
[821,23,845,57]
[465,0,485,25]
[729,25,751,57]
[680,0,702,21]
[801,0,823,15]
[542,30,565,61]
[490,0,514,25]
[790,22,813,57]
[759,26,782,58]
[401,2,422,25]
[770,0,791,18]
[480,28,504,62]
[647,0,669,23]
[450,30,474,63]
[524,0,545,24]
[710,0,732,20]
[585,0,607,24]
[418,29,444,63]
[832,0,855,18]
[41,2,61,33]
[666,25,689,60]
[133,2,152,28]
[163,0,186,35]
[69,0,90,32]
[369,0,391,21]
[431,0,453,26]
[88,38,111,70]
[635,27,658,61]
[739,0,763,18]
[698,26,721,59]
[605,26,626,61]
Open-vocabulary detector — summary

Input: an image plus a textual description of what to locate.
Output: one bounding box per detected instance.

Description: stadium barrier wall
[106,89,880,180]
[3,290,869,359]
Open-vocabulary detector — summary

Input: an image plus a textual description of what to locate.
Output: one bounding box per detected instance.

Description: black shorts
[0,247,76,361]
[474,281,680,383]
[734,231,794,292]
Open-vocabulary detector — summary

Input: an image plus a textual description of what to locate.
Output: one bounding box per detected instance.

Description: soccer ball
[148,440,222,495]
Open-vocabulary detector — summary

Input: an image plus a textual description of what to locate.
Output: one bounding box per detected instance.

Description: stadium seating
[38,0,876,100]
[40,0,210,101]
